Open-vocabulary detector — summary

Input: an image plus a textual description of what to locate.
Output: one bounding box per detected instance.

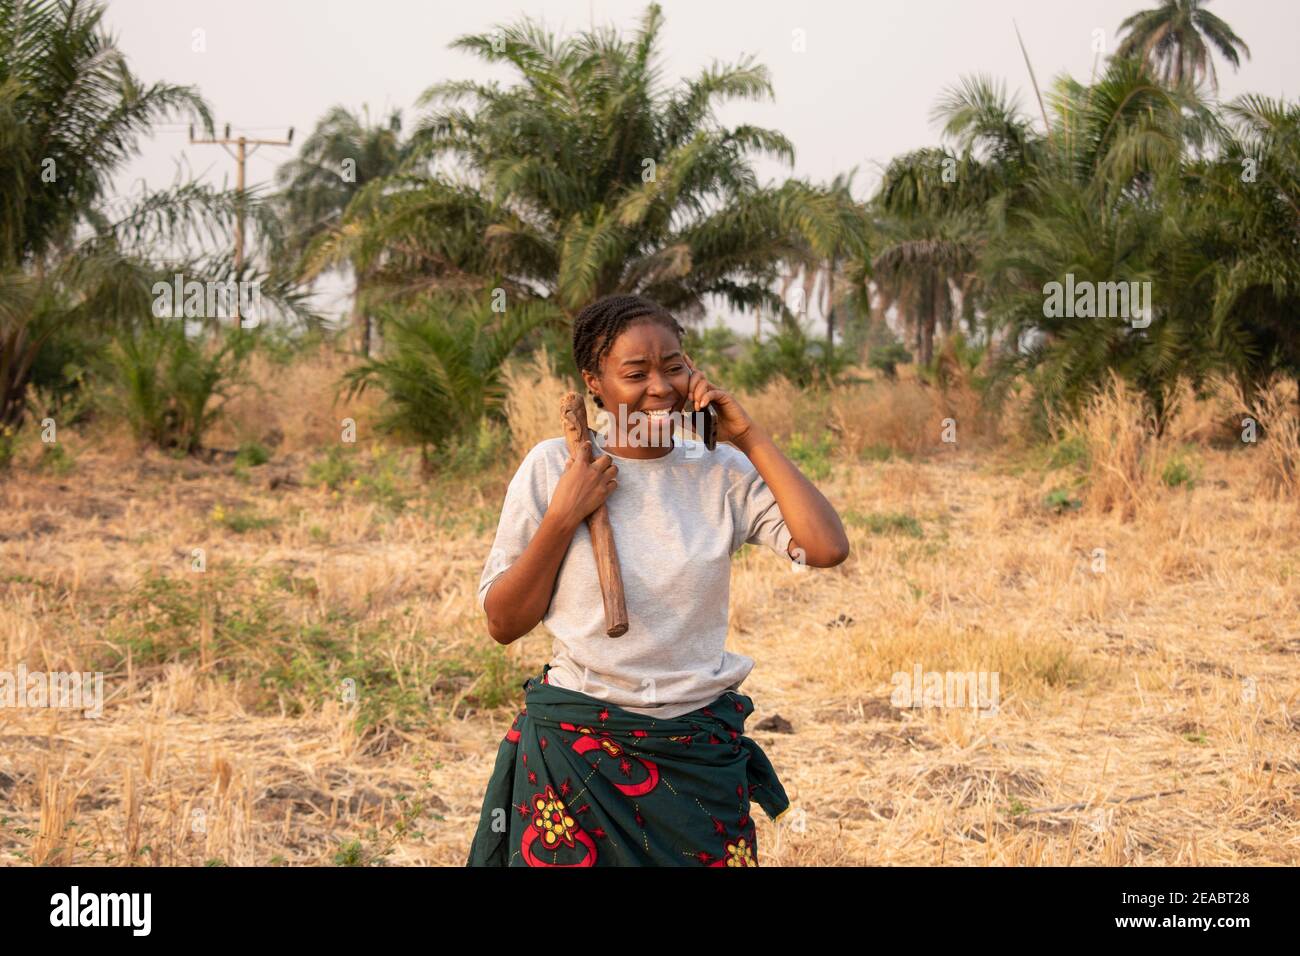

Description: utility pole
[189,123,294,327]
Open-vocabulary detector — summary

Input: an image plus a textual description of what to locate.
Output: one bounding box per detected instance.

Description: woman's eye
[627,366,683,379]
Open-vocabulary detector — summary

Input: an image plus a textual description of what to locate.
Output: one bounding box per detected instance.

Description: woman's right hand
[550,439,618,528]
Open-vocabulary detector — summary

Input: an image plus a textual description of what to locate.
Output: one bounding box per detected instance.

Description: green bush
[731,320,854,391]
[434,416,512,479]
[36,443,75,475]
[355,447,411,511]
[213,507,277,534]
[785,429,835,481]
[342,296,553,476]
[1048,434,1090,470]
[0,425,16,470]
[306,445,419,511]
[308,446,358,490]
[868,341,912,380]
[683,321,743,380]
[253,322,333,366]
[863,316,912,379]
[104,323,254,454]
[1161,449,1200,489]
[234,441,270,467]
[27,320,103,428]
[1043,487,1083,513]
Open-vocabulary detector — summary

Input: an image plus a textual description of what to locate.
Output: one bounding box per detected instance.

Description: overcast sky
[103,0,1300,331]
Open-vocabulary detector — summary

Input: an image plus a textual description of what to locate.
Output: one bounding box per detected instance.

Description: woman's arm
[677,353,848,569]
[483,438,620,644]
[483,509,582,645]
[734,425,849,568]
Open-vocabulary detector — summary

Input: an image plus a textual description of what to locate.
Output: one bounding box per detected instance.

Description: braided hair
[572,294,685,409]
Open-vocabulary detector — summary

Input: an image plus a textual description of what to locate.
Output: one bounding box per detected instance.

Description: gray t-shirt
[477,426,795,719]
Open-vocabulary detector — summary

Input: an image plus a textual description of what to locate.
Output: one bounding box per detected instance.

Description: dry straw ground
[1,347,1297,866]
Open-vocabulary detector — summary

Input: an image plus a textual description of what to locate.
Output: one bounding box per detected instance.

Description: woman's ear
[580,369,603,408]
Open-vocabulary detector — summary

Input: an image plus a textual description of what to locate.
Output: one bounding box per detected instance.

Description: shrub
[0,425,16,470]
[864,315,913,380]
[26,320,102,428]
[36,443,75,475]
[868,341,912,380]
[435,416,512,479]
[308,446,358,490]
[234,441,270,467]
[104,323,255,454]
[784,429,835,480]
[209,504,277,534]
[683,321,743,380]
[732,320,854,391]
[1160,452,1197,489]
[1043,487,1083,513]
[342,296,553,476]
[1047,434,1090,470]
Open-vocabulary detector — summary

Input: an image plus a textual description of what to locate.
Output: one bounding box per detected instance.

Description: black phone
[689,402,717,451]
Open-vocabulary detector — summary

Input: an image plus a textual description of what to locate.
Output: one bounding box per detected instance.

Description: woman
[466,294,849,866]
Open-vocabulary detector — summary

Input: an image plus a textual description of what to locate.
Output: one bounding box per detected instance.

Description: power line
[154,124,297,131]
[189,123,295,326]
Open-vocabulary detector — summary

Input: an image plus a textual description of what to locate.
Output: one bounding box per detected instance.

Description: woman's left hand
[678,354,756,447]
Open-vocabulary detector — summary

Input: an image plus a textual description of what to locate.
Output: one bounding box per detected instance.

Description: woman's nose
[645,374,675,398]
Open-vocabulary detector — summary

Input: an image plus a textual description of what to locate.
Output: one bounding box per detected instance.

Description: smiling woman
[466,293,849,866]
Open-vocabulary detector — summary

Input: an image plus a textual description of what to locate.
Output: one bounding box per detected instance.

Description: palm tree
[306,3,861,338]
[981,177,1213,429]
[0,0,313,461]
[273,105,406,355]
[810,170,870,349]
[861,76,1042,370]
[1195,94,1300,413]
[1116,0,1251,92]
[772,169,871,355]
[869,195,981,370]
[979,57,1222,430]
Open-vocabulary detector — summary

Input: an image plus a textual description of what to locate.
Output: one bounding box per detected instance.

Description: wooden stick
[560,392,628,637]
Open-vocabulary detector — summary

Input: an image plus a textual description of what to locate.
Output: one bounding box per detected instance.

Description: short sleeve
[731,467,794,560]
[478,444,553,613]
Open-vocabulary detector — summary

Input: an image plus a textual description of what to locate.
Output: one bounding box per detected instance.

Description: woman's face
[581,320,692,448]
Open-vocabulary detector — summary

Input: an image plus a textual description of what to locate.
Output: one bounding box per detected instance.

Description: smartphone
[688,402,717,451]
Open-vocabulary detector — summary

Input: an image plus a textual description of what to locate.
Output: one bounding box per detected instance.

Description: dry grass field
[1,349,1297,866]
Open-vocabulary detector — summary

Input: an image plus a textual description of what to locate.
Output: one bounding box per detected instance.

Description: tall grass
[1051,372,1171,520]
[500,345,583,459]
[1239,377,1300,498]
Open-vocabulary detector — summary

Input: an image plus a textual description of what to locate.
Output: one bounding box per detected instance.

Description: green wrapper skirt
[466,664,791,866]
